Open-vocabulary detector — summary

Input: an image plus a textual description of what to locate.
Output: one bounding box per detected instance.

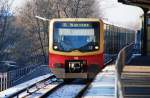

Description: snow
[26,83,60,98]
[102,65,115,72]
[0,74,53,98]
[47,84,85,98]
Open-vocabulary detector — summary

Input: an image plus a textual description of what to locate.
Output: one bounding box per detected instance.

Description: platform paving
[83,65,115,98]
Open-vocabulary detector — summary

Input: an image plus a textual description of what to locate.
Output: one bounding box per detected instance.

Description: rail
[0,65,38,91]
[75,81,92,98]
[40,81,65,98]
[115,43,134,98]
[0,74,54,98]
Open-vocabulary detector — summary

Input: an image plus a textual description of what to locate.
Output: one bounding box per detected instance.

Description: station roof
[118,0,150,10]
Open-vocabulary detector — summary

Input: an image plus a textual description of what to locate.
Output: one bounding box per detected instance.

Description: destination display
[54,22,99,28]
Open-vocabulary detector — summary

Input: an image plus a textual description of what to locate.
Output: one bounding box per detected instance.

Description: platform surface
[83,65,115,98]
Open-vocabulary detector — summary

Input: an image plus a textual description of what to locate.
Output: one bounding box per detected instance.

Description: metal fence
[0,73,7,91]
[115,43,134,98]
[0,65,37,91]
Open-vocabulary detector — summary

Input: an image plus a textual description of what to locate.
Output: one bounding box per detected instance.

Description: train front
[49,18,104,79]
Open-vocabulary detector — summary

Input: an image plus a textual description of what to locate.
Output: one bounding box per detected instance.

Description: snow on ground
[47,84,85,98]
[0,74,52,97]
[26,83,60,98]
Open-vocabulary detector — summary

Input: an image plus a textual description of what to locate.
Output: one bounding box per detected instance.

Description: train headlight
[54,45,58,49]
[95,46,99,50]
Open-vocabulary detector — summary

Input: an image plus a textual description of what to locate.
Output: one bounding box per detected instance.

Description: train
[49,18,135,80]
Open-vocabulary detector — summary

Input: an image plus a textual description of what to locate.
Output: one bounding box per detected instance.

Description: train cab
[49,18,104,79]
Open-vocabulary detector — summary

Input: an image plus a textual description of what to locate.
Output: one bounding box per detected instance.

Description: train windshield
[53,22,100,52]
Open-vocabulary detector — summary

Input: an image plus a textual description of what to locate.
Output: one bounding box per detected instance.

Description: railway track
[0,57,113,98]
[26,58,113,98]
[29,58,113,98]
[40,57,115,98]
[39,79,92,98]
[0,74,61,98]
[8,77,92,98]
[23,80,64,98]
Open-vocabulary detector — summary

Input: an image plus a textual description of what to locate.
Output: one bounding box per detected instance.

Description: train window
[53,22,100,52]
[104,25,109,53]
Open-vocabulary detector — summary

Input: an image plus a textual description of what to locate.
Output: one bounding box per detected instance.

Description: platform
[122,55,150,98]
[83,65,115,98]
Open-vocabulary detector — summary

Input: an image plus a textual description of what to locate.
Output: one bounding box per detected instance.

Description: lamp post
[35,16,49,64]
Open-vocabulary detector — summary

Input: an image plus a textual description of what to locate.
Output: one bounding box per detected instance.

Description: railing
[0,65,37,91]
[0,73,7,91]
[115,43,134,98]
[0,74,54,98]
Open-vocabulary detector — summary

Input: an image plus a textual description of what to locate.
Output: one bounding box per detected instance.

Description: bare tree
[52,0,94,18]
[0,0,9,51]
[0,0,15,61]
[12,0,95,65]
[0,0,103,66]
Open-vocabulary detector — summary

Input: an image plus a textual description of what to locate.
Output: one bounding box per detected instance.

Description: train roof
[102,19,136,31]
[50,18,101,22]
[50,18,136,31]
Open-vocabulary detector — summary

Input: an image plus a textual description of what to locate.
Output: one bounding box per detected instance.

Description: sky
[11,0,144,30]
[94,0,143,30]
[11,0,26,10]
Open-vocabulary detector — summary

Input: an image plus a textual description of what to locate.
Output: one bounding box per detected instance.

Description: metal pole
[36,18,47,64]
[142,8,148,55]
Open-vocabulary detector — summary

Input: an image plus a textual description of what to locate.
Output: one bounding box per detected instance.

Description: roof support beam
[118,0,150,9]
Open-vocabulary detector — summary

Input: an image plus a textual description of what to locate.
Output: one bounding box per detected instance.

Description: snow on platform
[83,65,115,98]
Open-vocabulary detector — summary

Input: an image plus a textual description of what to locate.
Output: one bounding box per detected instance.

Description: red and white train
[49,18,135,80]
